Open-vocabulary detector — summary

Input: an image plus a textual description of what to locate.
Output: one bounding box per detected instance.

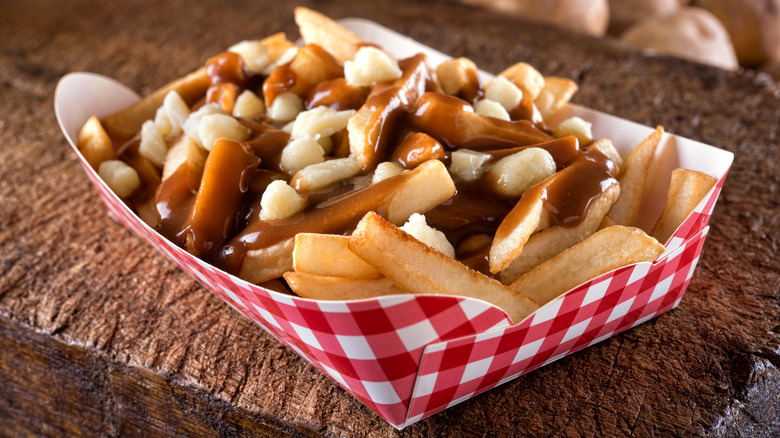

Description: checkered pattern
[404,227,710,425]
[58,61,731,427]
[69,144,727,427]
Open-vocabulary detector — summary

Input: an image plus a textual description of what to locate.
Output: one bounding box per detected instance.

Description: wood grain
[1,0,778,436]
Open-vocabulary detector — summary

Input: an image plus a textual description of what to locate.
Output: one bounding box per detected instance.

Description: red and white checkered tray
[54,19,733,429]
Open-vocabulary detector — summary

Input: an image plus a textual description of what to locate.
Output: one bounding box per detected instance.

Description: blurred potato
[620,7,739,70]
[461,0,610,36]
[608,0,686,35]
[694,0,780,67]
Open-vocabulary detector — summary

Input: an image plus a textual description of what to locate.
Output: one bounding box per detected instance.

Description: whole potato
[461,0,610,36]
[694,0,780,67]
[621,7,739,70]
[608,0,688,35]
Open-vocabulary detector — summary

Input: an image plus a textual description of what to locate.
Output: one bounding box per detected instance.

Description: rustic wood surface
[1,0,779,436]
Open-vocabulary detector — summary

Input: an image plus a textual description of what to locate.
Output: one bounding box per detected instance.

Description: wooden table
[2,0,778,436]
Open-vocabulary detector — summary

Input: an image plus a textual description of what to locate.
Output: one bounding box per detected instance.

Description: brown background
[1,0,779,436]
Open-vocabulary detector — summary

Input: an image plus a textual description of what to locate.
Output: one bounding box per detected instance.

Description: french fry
[588,138,623,174]
[100,68,210,142]
[293,233,381,278]
[349,212,539,323]
[489,186,549,274]
[534,77,578,120]
[348,54,430,170]
[234,159,455,284]
[240,238,295,284]
[499,183,620,284]
[651,168,717,244]
[77,116,116,169]
[284,272,406,300]
[435,57,482,102]
[510,226,665,306]
[608,126,663,226]
[183,139,260,257]
[295,7,364,65]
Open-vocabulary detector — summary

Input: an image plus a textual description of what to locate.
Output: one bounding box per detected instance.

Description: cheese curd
[233,89,265,120]
[344,46,402,86]
[372,161,405,184]
[291,106,355,141]
[139,120,167,167]
[553,116,593,145]
[474,99,511,121]
[228,40,271,74]
[486,147,556,197]
[290,157,362,192]
[484,76,523,112]
[98,160,141,198]
[267,92,304,122]
[449,149,492,182]
[280,136,326,175]
[401,213,456,258]
[259,180,306,220]
[197,113,250,151]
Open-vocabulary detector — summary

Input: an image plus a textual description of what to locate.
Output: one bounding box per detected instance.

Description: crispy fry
[489,187,549,274]
[588,138,623,174]
[233,159,455,284]
[651,168,717,244]
[533,77,578,120]
[499,183,620,284]
[284,272,406,300]
[608,126,663,226]
[77,115,116,169]
[435,57,482,102]
[349,212,539,323]
[349,54,430,170]
[293,233,381,278]
[162,136,207,181]
[295,7,364,65]
[261,32,297,64]
[240,238,295,285]
[100,68,209,142]
[510,226,665,306]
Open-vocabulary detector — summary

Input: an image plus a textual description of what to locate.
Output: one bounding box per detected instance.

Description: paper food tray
[54,19,733,429]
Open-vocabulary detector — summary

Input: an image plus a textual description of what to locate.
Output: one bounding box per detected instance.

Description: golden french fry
[510,226,665,306]
[534,76,578,120]
[588,138,623,174]
[348,54,430,170]
[100,68,209,142]
[498,62,545,101]
[598,215,616,230]
[162,136,207,181]
[651,168,717,244]
[183,139,260,257]
[435,57,481,101]
[261,32,297,64]
[499,183,620,284]
[240,238,295,285]
[77,116,116,169]
[608,126,663,226]
[349,212,539,323]
[233,159,455,284]
[284,272,406,300]
[293,233,381,278]
[295,6,364,65]
[489,187,549,274]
